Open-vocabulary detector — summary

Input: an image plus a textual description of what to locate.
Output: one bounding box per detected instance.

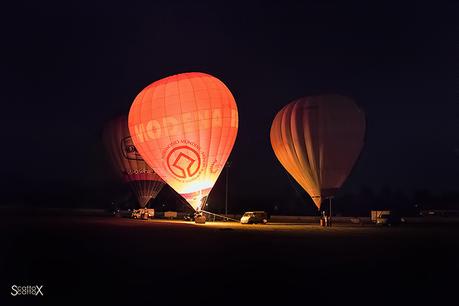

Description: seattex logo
[11,285,44,296]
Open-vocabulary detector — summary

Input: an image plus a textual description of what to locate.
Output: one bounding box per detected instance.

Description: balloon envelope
[103,115,165,208]
[270,95,365,209]
[128,72,238,211]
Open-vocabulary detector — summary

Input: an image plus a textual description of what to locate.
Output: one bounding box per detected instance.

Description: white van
[240,211,268,224]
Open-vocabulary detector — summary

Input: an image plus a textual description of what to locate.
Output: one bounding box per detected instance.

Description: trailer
[371,210,390,223]
[131,208,154,219]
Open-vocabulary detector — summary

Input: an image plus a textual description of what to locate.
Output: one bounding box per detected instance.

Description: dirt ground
[1,213,458,305]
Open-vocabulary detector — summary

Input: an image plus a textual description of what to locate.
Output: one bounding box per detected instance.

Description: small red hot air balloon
[103,115,165,208]
[128,72,238,211]
[270,95,365,210]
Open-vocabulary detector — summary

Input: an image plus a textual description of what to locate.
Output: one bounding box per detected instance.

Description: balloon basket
[195,215,206,224]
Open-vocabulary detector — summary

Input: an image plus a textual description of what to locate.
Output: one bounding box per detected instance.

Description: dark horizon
[1,2,457,213]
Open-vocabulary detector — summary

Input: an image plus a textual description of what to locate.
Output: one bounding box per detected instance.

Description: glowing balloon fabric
[103,115,165,208]
[270,95,365,209]
[128,72,238,211]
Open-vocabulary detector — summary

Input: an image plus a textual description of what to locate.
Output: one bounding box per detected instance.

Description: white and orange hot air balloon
[270,95,365,210]
[128,72,238,211]
[103,115,165,208]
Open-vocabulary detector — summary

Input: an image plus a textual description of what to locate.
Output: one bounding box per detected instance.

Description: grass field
[1,213,458,305]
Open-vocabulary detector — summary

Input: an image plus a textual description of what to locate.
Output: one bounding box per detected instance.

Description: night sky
[1,2,457,212]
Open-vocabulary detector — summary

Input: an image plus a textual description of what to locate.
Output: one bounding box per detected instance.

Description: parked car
[107,202,120,217]
[240,211,268,224]
[376,212,406,226]
[108,207,120,217]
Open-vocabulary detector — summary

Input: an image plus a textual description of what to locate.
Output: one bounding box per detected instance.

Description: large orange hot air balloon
[270,95,365,209]
[103,115,165,208]
[128,72,238,211]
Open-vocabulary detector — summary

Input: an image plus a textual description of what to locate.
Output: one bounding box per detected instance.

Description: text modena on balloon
[132,108,238,142]
[128,72,238,211]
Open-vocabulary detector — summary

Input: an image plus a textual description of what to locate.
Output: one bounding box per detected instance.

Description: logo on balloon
[121,136,144,160]
[166,145,201,180]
